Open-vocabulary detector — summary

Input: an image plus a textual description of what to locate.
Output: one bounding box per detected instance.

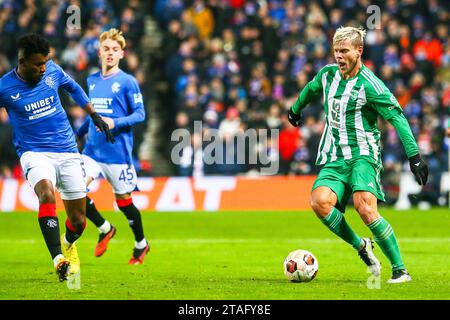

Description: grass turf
[0,207,448,300]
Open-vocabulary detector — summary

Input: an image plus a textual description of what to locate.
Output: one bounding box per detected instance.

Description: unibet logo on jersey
[91,97,113,114]
[24,96,57,120]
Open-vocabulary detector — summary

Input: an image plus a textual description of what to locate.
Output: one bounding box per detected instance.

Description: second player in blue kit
[77,28,150,264]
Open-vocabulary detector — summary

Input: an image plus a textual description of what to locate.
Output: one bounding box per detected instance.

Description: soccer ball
[283,249,319,282]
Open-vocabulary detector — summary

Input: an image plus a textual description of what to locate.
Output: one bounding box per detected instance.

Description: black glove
[409,154,428,186]
[288,108,302,127]
[90,112,115,143]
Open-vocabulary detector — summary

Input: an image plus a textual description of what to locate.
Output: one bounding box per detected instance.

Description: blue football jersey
[79,70,145,164]
[0,60,90,157]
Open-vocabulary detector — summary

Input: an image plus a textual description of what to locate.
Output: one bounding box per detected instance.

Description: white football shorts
[20,151,87,200]
[81,155,138,195]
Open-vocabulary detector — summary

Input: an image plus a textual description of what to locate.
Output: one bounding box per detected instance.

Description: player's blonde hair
[333,26,366,48]
[99,28,126,49]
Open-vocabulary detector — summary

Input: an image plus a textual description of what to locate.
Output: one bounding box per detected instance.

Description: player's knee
[37,189,55,204]
[34,180,56,204]
[311,195,334,217]
[354,196,378,223]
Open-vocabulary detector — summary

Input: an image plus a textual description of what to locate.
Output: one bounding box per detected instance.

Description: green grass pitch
[0,208,448,300]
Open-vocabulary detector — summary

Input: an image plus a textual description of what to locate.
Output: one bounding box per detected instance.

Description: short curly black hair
[17,33,50,59]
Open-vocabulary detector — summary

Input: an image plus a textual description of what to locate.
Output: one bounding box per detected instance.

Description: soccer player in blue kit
[77,28,149,264]
[0,34,114,281]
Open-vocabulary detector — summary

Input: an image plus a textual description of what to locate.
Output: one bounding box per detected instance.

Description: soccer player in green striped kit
[288,26,429,283]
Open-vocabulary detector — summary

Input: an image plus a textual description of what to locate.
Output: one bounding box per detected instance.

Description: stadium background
[0,0,448,210]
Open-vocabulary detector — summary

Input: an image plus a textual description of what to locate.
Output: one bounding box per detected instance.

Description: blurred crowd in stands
[0,0,151,178]
[154,0,449,205]
[0,0,449,206]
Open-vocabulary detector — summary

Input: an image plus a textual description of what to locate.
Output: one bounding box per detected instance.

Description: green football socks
[368,217,405,271]
[321,208,362,250]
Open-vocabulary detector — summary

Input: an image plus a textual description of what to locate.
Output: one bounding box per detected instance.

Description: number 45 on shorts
[119,168,134,183]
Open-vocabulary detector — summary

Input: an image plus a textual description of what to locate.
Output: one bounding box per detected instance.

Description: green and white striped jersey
[292,64,419,166]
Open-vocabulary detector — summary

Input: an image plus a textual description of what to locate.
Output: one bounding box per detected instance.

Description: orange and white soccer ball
[283,249,319,282]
